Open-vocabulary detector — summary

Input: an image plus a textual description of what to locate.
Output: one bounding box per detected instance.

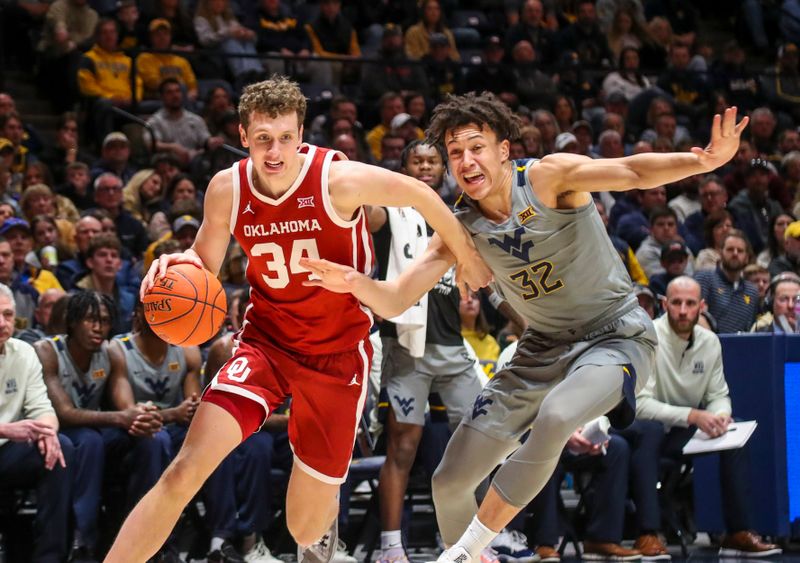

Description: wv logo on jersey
[73,381,96,409]
[488,227,534,262]
[297,196,315,208]
[145,377,170,401]
[472,395,493,419]
[394,395,415,416]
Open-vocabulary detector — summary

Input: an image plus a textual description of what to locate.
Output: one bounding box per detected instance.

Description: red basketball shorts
[203,328,372,484]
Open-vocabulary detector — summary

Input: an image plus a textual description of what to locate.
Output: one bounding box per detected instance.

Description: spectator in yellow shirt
[366,92,404,161]
[0,218,64,296]
[460,290,501,378]
[77,18,143,145]
[137,19,198,103]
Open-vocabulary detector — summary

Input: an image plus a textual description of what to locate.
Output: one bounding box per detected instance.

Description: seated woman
[695,210,734,271]
[602,47,652,102]
[459,291,500,379]
[18,184,78,251]
[30,214,75,270]
[148,173,200,241]
[123,169,164,235]
[404,0,460,62]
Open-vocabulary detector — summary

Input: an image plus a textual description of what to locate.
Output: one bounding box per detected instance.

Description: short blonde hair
[238,75,307,130]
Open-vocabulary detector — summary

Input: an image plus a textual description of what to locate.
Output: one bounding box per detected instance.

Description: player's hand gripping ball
[143,263,227,346]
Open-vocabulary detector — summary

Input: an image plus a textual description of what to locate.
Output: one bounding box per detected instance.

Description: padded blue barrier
[691,334,800,536]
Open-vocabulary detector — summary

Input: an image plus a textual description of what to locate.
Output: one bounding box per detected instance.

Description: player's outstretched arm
[328,160,492,291]
[140,170,234,299]
[534,107,749,196]
[301,234,456,318]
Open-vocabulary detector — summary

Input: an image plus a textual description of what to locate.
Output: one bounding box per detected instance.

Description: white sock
[210,537,226,552]
[455,516,498,558]
[381,530,403,551]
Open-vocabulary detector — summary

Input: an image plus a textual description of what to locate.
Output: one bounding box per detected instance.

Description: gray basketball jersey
[115,333,187,409]
[454,159,637,336]
[46,335,110,411]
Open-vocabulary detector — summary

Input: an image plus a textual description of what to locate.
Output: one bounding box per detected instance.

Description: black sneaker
[152,545,184,563]
[208,540,246,563]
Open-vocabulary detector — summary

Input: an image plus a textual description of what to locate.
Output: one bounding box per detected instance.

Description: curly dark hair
[65,291,116,337]
[426,92,522,146]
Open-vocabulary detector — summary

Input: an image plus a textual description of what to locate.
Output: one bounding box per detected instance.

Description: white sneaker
[490,530,540,563]
[375,546,410,563]
[330,540,358,563]
[244,539,282,563]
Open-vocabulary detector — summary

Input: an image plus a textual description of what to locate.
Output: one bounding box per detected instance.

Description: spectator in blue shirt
[695,230,760,333]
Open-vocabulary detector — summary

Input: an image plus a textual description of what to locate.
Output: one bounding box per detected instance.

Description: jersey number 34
[251,238,320,289]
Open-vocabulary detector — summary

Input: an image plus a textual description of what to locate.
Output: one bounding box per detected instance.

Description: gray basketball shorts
[381,337,482,427]
[464,306,657,442]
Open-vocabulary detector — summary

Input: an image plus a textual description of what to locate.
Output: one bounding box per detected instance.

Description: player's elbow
[375,300,404,320]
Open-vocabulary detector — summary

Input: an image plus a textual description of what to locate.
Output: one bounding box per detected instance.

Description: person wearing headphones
[751,272,800,333]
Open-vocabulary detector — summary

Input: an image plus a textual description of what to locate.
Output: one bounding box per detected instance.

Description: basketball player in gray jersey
[368,141,485,563]
[36,292,169,561]
[301,94,749,563]
[113,302,202,433]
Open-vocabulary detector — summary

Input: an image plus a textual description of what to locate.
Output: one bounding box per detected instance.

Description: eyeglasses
[701,190,725,198]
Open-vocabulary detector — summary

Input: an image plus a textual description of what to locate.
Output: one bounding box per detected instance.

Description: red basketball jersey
[229,145,374,354]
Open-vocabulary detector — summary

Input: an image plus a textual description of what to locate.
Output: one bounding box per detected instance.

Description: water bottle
[40,245,58,268]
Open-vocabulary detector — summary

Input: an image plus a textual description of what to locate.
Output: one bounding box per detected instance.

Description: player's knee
[389,435,419,470]
[431,459,462,500]
[160,457,205,499]
[535,403,580,441]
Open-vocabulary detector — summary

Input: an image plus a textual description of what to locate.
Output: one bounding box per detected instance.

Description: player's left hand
[692,107,749,172]
[299,258,366,294]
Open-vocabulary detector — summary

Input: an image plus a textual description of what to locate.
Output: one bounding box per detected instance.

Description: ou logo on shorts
[226,358,252,382]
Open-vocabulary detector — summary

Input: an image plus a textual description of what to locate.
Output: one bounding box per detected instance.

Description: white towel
[385,207,429,357]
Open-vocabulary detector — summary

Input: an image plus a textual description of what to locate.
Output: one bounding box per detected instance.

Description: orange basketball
[143,263,227,346]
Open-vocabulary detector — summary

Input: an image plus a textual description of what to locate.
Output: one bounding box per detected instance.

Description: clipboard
[682,420,757,455]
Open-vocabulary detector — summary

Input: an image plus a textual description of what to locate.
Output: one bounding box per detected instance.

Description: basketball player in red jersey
[105,76,491,563]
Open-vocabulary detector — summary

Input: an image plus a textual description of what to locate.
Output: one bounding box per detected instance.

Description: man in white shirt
[0,282,73,561]
[637,276,780,558]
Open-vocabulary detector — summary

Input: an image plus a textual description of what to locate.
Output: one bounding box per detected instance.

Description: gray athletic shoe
[297,519,338,563]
